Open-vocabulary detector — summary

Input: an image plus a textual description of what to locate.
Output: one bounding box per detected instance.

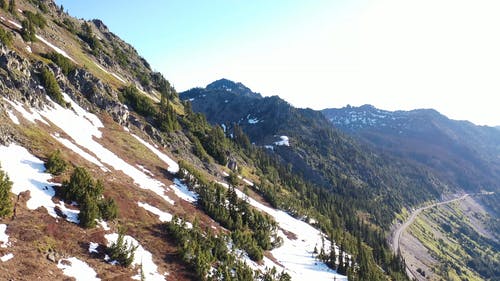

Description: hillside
[322,105,500,194]
[322,105,500,280]
[0,1,409,281]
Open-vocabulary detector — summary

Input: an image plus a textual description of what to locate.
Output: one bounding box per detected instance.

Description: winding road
[390,194,469,280]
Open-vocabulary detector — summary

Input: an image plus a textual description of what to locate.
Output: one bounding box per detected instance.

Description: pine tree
[78,195,99,228]
[0,167,13,218]
[45,150,67,175]
[0,0,7,10]
[107,229,138,267]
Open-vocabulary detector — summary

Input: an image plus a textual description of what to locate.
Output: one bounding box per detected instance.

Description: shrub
[43,52,75,76]
[119,85,156,117]
[40,67,66,106]
[45,150,67,175]
[98,198,118,221]
[0,26,13,47]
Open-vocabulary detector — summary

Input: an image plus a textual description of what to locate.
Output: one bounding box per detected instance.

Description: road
[390,194,469,280]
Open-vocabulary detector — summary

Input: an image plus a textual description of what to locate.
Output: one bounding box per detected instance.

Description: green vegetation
[0,0,7,10]
[7,0,15,14]
[24,11,46,29]
[409,202,500,280]
[61,167,118,228]
[0,166,13,218]
[119,84,179,132]
[78,22,102,56]
[106,229,138,267]
[45,150,67,176]
[178,161,280,262]
[40,67,66,106]
[0,26,13,47]
[21,19,36,42]
[43,52,76,76]
[165,216,290,281]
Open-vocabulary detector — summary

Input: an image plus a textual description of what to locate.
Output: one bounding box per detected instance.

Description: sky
[56,0,500,126]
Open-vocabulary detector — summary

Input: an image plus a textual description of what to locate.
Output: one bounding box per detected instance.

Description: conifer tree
[0,167,13,218]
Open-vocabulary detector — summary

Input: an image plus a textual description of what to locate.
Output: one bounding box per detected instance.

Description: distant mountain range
[322,105,500,193]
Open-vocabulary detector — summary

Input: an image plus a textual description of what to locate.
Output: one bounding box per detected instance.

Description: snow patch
[4,98,49,125]
[0,144,79,223]
[111,73,126,83]
[57,257,100,281]
[25,45,32,53]
[0,224,9,248]
[89,242,99,254]
[247,114,260,124]
[98,220,110,231]
[132,134,179,174]
[54,135,107,170]
[170,178,197,203]
[274,136,290,146]
[105,233,165,281]
[138,202,173,222]
[0,253,13,262]
[7,110,19,124]
[35,35,76,63]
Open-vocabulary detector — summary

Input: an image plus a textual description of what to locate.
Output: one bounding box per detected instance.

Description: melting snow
[25,45,32,53]
[247,114,260,124]
[7,110,19,124]
[57,257,100,281]
[132,134,179,174]
[105,233,165,281]
[89,242,99,254]
[35,35,76,63]
[138,202,173,222]
[170,178,197,203]
[111,73,126,83]
[274,136,290,146]
[98,220,110,231]
[0,253,13,262]
[7,94,175,206]
[0,144,79,223]
[0,224,9,248]
[3,98,49,125]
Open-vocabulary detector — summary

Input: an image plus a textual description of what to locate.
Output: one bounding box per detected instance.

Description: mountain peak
[206,78,262,99]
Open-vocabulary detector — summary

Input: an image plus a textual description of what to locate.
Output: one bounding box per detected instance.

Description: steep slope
[322,105,500,280]
[322,105,500,193]
[0,1,383,281]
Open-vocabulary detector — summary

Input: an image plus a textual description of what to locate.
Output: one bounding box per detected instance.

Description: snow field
[6,95,176,206]
[57,257,100,281]
[0,144,79,223]
[105,233,165,281]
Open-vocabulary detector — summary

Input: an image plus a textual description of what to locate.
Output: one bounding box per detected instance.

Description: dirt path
[390,194,469,280]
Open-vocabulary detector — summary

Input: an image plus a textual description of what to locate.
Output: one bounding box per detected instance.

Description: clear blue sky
[56,0,500,126]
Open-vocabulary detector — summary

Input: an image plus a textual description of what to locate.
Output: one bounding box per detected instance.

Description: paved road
[390,194,469,279]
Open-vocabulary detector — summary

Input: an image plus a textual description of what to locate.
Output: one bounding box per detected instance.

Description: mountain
[322,105,500,280]
[322,105,500,193]
[0,1,409,281]
[181,80,452,226]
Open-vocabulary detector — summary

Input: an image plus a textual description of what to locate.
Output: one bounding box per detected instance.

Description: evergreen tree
[78,195,99,228]
[45,150,67,175]
[0,0,7,10]
[0,167,13,218]
[107,229,138,267]
[7,0,14,14]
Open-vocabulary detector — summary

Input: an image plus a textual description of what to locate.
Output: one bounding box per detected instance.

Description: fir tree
[0,167,13,218]
[45,150,67,175]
